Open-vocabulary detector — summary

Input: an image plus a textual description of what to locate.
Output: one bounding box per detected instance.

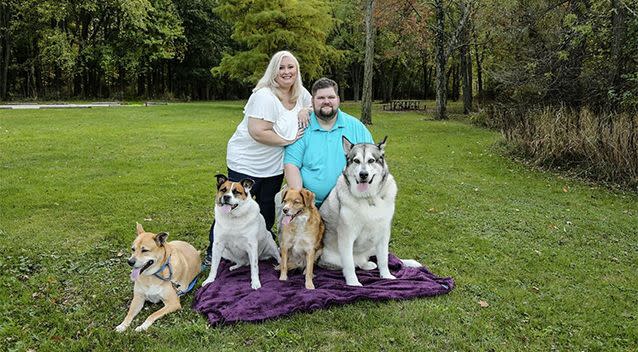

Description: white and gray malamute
[319,136,421,286]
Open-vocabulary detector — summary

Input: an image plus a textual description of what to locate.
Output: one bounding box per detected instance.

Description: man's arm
[283,133,306,189]
[284,164,302,189]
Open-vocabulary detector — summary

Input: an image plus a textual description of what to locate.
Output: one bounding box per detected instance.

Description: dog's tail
[400,259,422,268]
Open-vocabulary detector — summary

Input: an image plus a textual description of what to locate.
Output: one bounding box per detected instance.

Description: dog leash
[152,255,200,297]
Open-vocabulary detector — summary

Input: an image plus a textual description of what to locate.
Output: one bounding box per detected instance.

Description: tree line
[1,0,636,116]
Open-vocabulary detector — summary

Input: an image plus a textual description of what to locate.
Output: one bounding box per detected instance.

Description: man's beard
[315,106,337,121]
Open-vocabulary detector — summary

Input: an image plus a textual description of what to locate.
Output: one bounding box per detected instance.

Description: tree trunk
[461,4,472,115]
[361,0,375,125]
[473,28,483,102]
[0,3,8,101]
[138,73,145,97]
[381,62,395,103]
[421,51,428,99]
[352,63,361,101]
[466,47,473,110]
[0,35,8,101]
[451,64,460,101]
[611,0,625,94]
[434,0,447,120]
[119,65,125,100]
[460,47,468,113]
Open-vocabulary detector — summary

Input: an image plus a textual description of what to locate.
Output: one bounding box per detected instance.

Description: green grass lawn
[1,101,636,351]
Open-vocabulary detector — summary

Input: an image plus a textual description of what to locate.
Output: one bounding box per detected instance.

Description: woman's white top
[226,87,311,177]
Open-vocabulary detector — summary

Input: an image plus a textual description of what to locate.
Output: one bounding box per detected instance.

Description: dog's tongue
[130,268,141,281]
[282,215,293,225]
[221,204,232,214]
[357,182,370,192]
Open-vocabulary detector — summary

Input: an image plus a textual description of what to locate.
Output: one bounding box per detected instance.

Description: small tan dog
[116,223,201,332]
[278,188,325,289]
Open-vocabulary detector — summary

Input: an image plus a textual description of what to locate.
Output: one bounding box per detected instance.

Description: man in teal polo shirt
[284,78,373,206]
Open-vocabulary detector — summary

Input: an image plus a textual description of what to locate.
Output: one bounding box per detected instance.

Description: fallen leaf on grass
[478,300,489,308]
[562,185,569,193]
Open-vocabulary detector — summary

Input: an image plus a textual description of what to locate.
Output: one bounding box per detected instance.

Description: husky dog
[319,136,420,286]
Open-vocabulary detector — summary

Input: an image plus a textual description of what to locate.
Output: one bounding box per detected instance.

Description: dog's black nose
[283,207,289,214]
[359,171,369,180]
[127,258,136,267]
[223,195,231,203]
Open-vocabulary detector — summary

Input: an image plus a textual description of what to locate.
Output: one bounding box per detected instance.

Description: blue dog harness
[152,255,200,296]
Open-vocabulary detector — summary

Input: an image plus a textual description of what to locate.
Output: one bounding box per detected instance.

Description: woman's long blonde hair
[253,51,304,104]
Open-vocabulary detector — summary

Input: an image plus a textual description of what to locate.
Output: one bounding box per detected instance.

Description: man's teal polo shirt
[284,109,373,206]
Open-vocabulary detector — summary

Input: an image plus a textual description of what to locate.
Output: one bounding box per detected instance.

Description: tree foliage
[213,0,337,85]
[0,0,635,113]
[485,0,638,111]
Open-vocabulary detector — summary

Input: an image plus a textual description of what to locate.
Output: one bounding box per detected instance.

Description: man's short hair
[311,78,339,96]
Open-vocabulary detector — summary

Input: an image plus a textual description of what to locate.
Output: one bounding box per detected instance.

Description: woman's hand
[297,107,310,129]
[293,125,305,142]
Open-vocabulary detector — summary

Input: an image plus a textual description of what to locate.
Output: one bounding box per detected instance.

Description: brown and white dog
[202,174,280,290]
[278,187,325,289]
[116,223,201,332]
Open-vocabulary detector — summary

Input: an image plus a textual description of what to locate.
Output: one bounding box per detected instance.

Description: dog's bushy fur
[319,136,419,286]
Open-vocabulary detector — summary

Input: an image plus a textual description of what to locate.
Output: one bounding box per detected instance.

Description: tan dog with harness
[116,223,201,332]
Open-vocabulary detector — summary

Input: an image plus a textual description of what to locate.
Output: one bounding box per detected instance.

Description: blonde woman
[206,51,311,265]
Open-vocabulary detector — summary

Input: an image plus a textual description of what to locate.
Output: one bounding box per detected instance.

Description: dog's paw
[381,273,396,280]
[279,273,288,281]
[251,280,262,290]
[202,277,215,286]
[345,278,363,287]
[229,264,243,271]
[115,323,128,333]
[305,282,315,290]
[134,322,151,332]
[360,261,377,270]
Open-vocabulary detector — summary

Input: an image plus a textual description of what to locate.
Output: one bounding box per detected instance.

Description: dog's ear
[240,178,255,192]
[154,232,168,246]
[136,222,144,236]
[377,136,388,153]
[215,174,228,189]
[300,189,315,207]
[342,135,353,154]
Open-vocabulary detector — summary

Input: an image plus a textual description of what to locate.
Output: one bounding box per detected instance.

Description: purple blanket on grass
[193,254,454,326]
